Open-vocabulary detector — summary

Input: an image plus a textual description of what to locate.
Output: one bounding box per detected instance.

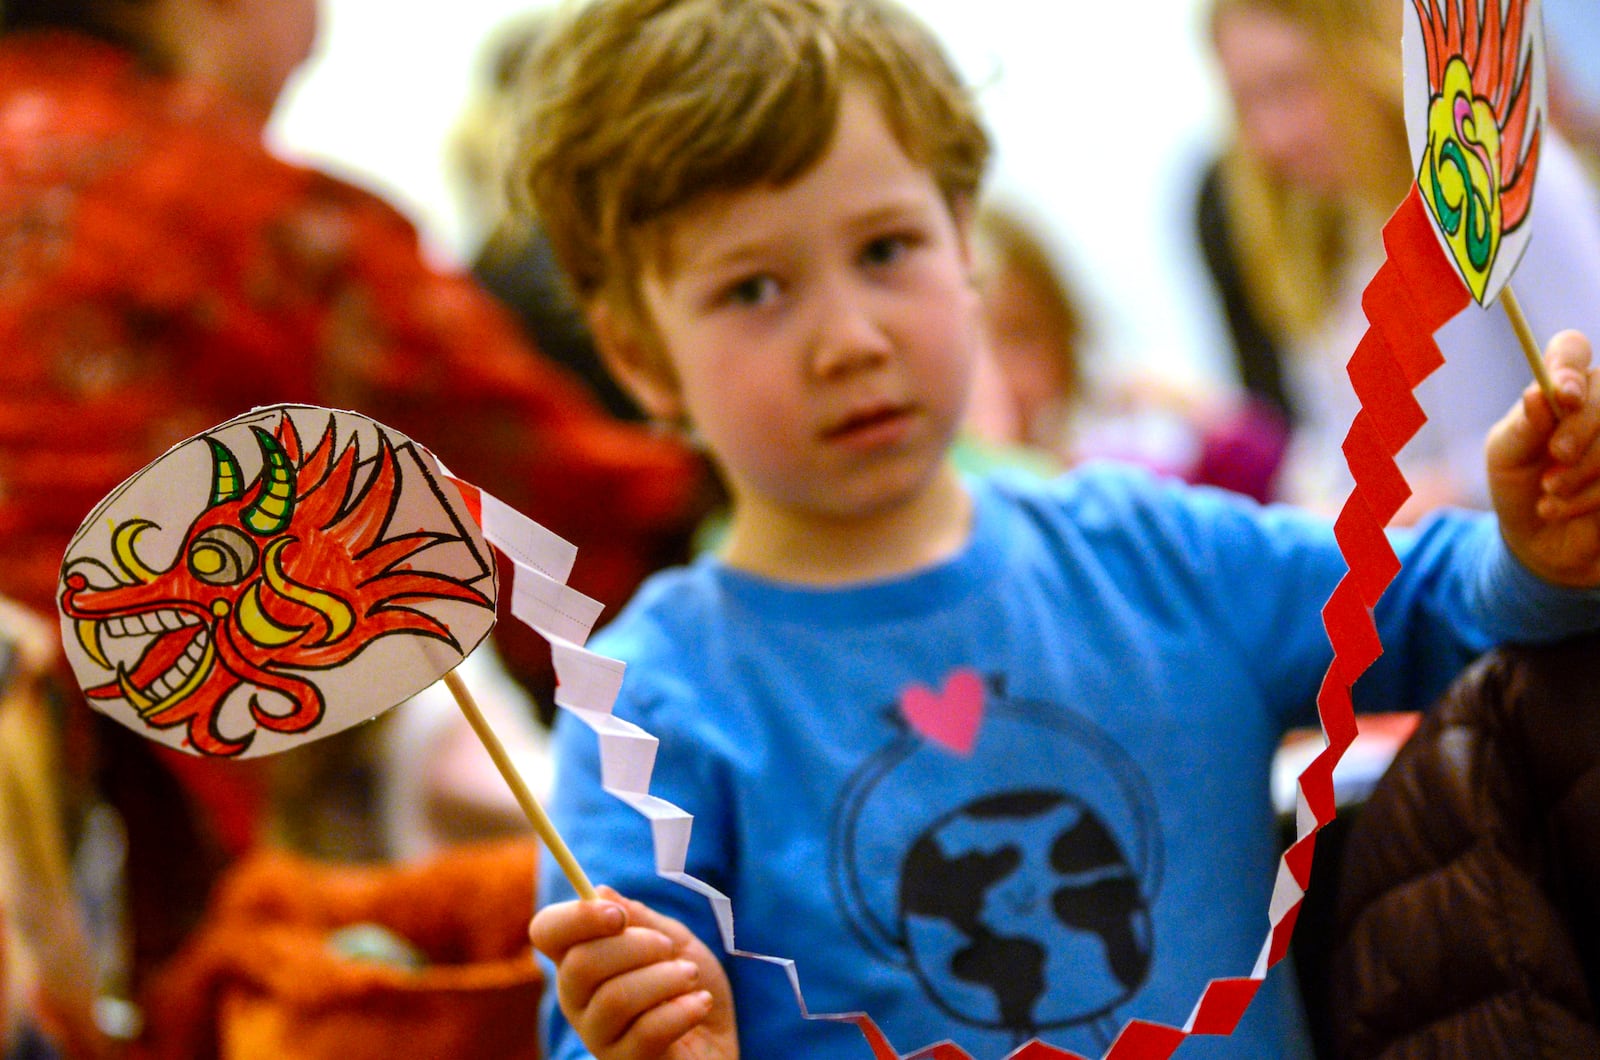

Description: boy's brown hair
[515,0,991,340]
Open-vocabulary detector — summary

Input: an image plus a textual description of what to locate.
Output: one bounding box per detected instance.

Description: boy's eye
[861,234,911,268]
[725,275,779,307]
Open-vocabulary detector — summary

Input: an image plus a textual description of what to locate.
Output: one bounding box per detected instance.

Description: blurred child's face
[636,88,979,534]
[981,266,1075,436]
[1214,5,1348,195]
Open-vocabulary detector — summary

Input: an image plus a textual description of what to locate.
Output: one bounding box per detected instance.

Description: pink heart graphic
[898,668,985,756]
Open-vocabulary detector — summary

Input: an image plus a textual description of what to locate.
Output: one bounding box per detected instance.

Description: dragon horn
[241,426,298,536]
[206,437,245,507]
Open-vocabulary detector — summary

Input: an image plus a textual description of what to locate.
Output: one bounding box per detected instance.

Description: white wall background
[271,1,1241,389]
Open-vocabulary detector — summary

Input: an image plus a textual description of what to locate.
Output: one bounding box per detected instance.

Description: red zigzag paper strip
[842,186,1471,1060]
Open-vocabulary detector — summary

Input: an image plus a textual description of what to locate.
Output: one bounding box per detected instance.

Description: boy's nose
[809,286,892,378]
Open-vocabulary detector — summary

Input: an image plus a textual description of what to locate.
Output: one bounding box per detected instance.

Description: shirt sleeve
[1068,467,1600,730]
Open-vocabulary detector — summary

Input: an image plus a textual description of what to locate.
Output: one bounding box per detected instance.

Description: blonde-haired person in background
[1196,0,1600,519]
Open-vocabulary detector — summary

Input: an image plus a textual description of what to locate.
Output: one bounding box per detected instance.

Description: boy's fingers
[556,925,679,1014]
[1493,355,1599,475]
[1543,329,1595,417]
[616,990,717,1060]
[579,959,709,1055]
[1545,328,1595,380]
[613,894,679,935]
[1530,367,1600,529]
[532,888,731,1056]
[1491,383,1557,468]
[1537,482,1600,523]
[1545,366,1600,469]
[529,889,629,963]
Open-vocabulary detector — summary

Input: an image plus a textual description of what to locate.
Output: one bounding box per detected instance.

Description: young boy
[520,1,1600,1057]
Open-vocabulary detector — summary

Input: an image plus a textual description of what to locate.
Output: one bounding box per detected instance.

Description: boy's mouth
[823,402,915,448]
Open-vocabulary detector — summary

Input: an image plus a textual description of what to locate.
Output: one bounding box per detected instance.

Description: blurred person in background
[451,11,653,425]
[973,199,1287,501]
[1196,0,1600,519]
[1546,0,1600,178]
[1,596,109,1060]
[0,0,707,1049]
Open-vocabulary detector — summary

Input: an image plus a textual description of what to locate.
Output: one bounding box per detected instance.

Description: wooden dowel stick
[444,669,597,901]
[1500,284,1559,408]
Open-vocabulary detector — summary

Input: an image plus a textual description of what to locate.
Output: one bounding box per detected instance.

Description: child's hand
[530,886,738,1060]
[1487,329,1600,587]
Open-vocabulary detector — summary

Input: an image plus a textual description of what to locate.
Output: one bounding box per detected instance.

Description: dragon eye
[188,526,259,585]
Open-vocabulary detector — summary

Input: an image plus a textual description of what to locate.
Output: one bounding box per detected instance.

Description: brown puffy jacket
[1329,634,1600,1058]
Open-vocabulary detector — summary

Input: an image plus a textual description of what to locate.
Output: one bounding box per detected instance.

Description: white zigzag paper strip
[463,512,871,1027]
[556,672,861,1021]
[478,487,577,582]
[509,563,604,647]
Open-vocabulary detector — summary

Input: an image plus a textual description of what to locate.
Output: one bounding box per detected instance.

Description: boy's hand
[1487,329,1600,587]
[531,886,738,1060]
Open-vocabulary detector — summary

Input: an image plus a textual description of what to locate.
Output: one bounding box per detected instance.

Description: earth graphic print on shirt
[829,673,1163,1053]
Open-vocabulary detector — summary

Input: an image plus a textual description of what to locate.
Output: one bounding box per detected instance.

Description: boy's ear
[586,302,686,424]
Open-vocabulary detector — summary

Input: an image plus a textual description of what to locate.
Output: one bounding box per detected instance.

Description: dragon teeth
[105,609,198,637]
[141,629,210,701]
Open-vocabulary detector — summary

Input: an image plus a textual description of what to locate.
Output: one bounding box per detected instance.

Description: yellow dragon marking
[260,537,355,644]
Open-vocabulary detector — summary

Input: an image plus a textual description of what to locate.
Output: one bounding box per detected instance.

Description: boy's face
[630,89,980,542]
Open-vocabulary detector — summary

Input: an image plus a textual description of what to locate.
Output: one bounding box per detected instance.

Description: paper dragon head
[58,409,494,757]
